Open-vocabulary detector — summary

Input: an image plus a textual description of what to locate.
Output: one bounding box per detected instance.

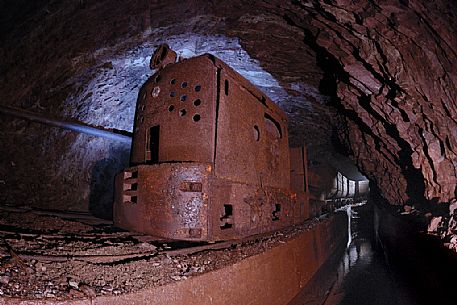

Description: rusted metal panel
[114,163,211,240]
[211,56,289,125]
[290,147,305,192]
[57,214,348,305]
[131,56,217,165]
[290,147,310,222]
[208,180,296,241]
[215,68,290,189]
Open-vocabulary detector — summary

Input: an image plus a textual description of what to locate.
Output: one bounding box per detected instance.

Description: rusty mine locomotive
[113,45,312,242]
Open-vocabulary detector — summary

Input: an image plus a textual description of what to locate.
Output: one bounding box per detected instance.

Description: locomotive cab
[114,47,308,241]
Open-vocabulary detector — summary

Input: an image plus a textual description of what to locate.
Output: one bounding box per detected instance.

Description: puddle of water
[290,203,432,305]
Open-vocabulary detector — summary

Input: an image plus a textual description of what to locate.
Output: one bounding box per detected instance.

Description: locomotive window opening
[123,171,138,192]
[123,192,138,204]
[124,170,138,179]
[146,125,160,164]
[180,95,187,102]
[170,78,176,85]
[264,113,282,139]
[260,95,267,106]
[193,99,201,106]
[272,204,281,221]
[224,80,229,95]
[195,85,201,92]
[220,204,233,230]
[168,105,175,112]
[181,81,188,88]
[253,125,260,141]
[193,114,201,122]
[179,109,187,116]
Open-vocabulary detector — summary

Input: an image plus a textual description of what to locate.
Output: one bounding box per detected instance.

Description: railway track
[0,205,320,265]
[0,204,329,300]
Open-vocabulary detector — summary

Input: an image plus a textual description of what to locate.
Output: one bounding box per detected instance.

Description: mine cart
[114,45,309,241]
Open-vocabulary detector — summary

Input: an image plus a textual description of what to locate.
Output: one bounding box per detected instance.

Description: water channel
[290,202,456,305]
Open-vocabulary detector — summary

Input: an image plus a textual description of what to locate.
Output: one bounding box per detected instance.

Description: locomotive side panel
[289,147,310,223]
[214,69,290,189]
[114,164,211,240]
[130,56,217,165]
[206,67,295,240]
[209,180,296,240]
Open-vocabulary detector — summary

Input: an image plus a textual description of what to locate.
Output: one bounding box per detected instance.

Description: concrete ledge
[6,213,347,305]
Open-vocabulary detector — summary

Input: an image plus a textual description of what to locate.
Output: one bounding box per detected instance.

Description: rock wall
[285,0,457,207]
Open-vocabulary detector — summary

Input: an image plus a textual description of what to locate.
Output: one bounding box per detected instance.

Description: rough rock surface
[0,1,456,238]
[290,0,457,207]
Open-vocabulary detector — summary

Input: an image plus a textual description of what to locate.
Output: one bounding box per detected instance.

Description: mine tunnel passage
[1,45,455,303]
[0,38,452,305]
[1,0,457,303]
[1,33,456,305]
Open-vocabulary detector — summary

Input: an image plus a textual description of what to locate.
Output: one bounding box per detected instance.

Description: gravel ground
[0,206,323,302]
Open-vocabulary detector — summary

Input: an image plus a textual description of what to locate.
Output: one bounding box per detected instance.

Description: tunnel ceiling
[0,0,456,216]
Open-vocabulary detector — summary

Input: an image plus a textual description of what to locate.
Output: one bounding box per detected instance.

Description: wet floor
[336,205,419,305]
[290,203,454,305]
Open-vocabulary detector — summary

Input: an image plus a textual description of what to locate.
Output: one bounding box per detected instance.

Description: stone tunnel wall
[285,0,457,207]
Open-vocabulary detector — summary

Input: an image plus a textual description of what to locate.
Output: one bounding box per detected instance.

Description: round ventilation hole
[180,95,187,102]
[168,105,175,112]
[195,85,201,92]
[170,91,176,97]
[170,78,176,85]
[193,114,201,122]
[193,99,201,106]
[181,81,188,88]
[179,109,187,116]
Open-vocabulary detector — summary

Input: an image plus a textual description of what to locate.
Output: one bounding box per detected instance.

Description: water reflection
[291,204,454,305]
[330,205,420,305]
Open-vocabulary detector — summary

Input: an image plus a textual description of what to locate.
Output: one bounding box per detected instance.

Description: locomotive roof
[170,53,289,125]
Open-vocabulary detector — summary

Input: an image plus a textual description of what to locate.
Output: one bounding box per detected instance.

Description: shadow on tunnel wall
[88,144,130,220]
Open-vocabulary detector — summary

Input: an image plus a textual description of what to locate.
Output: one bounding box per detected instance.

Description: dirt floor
[0,205,323,302]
